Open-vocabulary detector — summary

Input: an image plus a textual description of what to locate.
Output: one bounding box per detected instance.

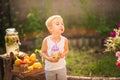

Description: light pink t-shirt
[45,35,66,71]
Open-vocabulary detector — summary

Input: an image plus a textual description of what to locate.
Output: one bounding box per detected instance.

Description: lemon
[14,59,22,66]
[32,62,42,69]
[29,53,36,62]
[28,66,33,71]
[24,58,30,63]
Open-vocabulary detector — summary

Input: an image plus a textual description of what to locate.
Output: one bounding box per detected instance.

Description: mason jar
[51,45,60,58]
[5,28,21,56]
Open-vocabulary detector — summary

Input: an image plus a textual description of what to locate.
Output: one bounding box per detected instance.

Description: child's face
[50,18,64,35]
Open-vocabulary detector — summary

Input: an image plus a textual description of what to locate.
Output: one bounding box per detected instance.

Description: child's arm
[59,38,69,58]
[41,38,59,62]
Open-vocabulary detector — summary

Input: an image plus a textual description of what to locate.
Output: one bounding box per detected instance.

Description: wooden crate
[11,67,45,80]
[21,67,44,77]
[12,67,44,77]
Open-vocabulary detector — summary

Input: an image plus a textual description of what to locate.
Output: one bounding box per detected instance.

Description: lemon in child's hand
[53,54,59,59]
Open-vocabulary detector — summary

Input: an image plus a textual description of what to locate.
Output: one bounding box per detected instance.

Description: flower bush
[104,23,120,68]
[104,23,120,53]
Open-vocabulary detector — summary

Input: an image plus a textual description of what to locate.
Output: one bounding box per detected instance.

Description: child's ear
[48,26,53,32]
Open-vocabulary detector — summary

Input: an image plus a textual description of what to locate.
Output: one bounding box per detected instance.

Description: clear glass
[51,50,60,58]
[5,28,21,56]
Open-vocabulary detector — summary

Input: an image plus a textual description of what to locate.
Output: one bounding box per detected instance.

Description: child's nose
[60,24,63,27]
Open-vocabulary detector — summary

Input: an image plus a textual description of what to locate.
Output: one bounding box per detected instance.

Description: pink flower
[116,61,120,68]
[116,51,120,57]
[110,31,116,37]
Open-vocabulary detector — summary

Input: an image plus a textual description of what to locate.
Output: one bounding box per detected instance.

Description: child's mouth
[60,29,63,31]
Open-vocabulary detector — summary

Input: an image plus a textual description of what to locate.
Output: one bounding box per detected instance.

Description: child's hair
[45,15,63,28]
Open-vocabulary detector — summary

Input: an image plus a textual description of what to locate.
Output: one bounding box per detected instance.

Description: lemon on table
[14,56,22,66]
[28,66,33,71]
[29,53,36,62]
[32,62,42,69]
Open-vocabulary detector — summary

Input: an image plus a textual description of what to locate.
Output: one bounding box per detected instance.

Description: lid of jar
[6,28,16,34]
[52,45,59,51]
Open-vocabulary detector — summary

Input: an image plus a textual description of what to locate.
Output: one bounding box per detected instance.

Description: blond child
[41,15,69,80]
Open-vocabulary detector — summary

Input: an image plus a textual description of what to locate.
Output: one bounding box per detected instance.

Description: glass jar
[51,45,60,58]
[5,28,21,56]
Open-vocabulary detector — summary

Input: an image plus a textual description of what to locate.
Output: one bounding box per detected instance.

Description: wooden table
[0,53,45,80]
[0,54,13,80]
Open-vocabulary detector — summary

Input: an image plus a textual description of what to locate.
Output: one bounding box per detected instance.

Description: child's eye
[56,23,59,25]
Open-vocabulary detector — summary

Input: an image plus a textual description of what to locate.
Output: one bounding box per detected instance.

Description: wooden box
[21,67,44,77]
[12,67,44,77]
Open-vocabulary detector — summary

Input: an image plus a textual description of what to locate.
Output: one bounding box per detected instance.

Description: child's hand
[59,53,64,58]
[48,57,59,62]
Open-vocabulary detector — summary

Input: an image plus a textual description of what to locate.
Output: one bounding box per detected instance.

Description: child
[41,15,69,80]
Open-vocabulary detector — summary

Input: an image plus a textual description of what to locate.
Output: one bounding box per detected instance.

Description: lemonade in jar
[5,28,21,56]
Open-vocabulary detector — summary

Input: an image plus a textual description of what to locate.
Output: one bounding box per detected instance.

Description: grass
[66,48,120,77]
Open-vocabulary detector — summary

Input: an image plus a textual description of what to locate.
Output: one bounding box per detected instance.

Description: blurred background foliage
[66,49,120,77]
[2,0,120,37]
[1,0,120,77]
